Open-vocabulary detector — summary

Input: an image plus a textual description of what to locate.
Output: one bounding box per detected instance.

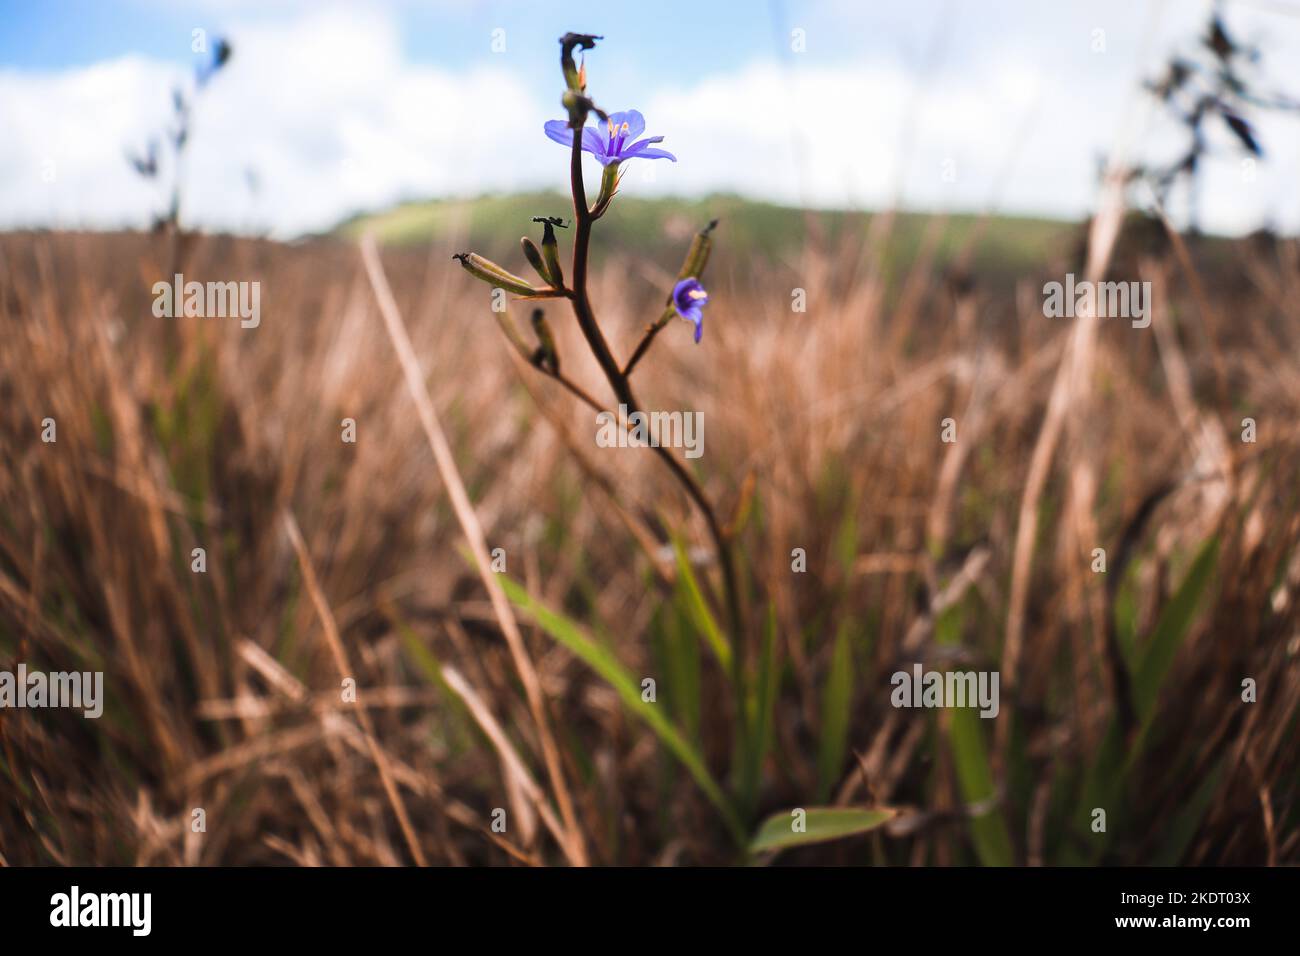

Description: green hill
[333,192,1079,280]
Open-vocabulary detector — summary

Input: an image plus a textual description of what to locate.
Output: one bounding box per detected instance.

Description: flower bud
[638,220,720,346]
[591,164,620,216]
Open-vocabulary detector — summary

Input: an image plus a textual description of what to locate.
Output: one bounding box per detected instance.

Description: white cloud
[637,34,1300,234]
[0,7,550,237]
[1,2,1296,237]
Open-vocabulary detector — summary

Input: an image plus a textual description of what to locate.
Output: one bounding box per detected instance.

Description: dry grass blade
[359,233,587,866]
[1000,168,1126,765]
[440,665,568,854]
[282,509,428,867]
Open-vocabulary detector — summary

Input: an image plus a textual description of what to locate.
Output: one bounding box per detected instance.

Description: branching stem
[560,131,746,682]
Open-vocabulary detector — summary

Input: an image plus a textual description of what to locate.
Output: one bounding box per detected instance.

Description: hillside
[333,192,1079,280]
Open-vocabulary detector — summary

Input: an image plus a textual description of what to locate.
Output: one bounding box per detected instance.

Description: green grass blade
[1132,536,1219,725]
[498,574,745,845]
[935,604,1015,865]
[655,600,702,742]
[395,616,449,693]
[815,623,854,802]
[948,705,1015,865]
[672,538,732,671]
[1071,535,1221,863]
[1153,754,1226,865]
[738,603,779,817]
[750,806,896,855]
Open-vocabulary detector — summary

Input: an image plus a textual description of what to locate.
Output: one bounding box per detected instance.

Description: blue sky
[0,0,788,79]
[3,0,1299,236]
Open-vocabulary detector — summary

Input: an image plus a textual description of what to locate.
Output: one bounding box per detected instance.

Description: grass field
[0,194,1297,866]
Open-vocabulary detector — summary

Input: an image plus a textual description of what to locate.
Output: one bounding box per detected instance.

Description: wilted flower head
[196,38,232,88]
[544,109,676,167]
[559,32,601,92]
[127,138,160,179]
[672,278,709,343]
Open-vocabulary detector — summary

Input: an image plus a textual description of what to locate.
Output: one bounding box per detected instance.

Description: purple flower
[672,278,709,343]
[544,109,677,167]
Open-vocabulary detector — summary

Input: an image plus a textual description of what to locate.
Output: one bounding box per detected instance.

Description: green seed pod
[676,218,719,282]
[520,237,552,286]
[538,220,564,289]
[453,253,538,297]
[530,308,559,373]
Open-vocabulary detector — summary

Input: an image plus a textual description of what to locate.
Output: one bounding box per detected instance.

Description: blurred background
[1,1,1299,867]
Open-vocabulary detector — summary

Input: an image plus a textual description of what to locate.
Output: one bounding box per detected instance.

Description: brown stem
[622,306,675,377]
[541,366,605,415]
[568,138,627,393]
[564,131,746,677]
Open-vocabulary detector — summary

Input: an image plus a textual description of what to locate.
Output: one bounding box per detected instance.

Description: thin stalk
[622,305,675,377]
[564,132,747,752]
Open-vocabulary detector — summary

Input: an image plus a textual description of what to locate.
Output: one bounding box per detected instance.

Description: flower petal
[581,126,607,159]
[621,135,665,154]
[546,119,607,160]
[543,120,574,147]
[624,145,677,162]
[605,109,645,141]
[671,278,707,342]
[672,277,703,308]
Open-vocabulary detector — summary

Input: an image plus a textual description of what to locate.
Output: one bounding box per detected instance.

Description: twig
[623,305,677,376]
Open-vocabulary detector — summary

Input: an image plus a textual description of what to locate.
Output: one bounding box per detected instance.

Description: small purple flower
[672,278,709,343]
[544,109,677,167]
